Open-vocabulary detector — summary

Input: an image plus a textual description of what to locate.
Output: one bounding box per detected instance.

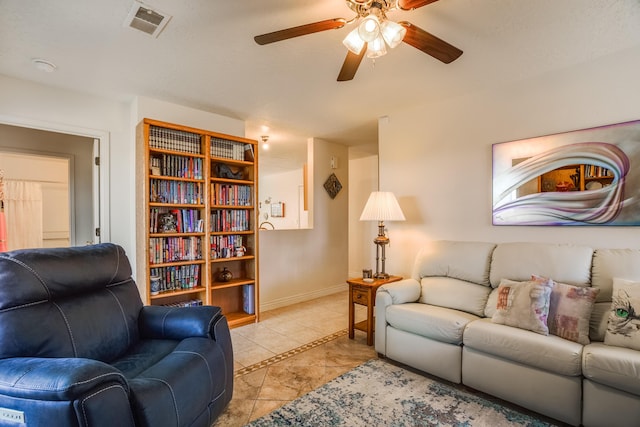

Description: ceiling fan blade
[397,0,440,11]
[399,21,463,63]
[254,18,346,45]
[337,47,367,82]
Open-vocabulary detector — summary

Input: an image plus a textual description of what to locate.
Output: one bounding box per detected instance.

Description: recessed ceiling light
[32,59,57,73]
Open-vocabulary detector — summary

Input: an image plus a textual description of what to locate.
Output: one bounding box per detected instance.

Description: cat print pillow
[604,278,640,351]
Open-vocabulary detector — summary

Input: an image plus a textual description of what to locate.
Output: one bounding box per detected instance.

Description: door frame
[0,114,110,243]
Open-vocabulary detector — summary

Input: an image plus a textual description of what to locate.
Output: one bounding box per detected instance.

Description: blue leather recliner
[0,243,233,427]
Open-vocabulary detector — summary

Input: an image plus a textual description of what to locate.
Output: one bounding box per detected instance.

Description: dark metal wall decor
[324,173,342,199]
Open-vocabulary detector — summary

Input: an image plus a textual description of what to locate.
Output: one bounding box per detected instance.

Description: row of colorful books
[211,183,252,206]
[210,209,250,232]
[149,236,202,264]
[150,208,204,234]
[149,126,202,154]
[150,264,201,293]
[150,179,203,205]
[210,234,245,259]
[151,154,204,180]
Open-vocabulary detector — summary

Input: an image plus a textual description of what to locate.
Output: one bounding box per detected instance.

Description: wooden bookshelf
[538,164,615,192]
[136,118,259,327]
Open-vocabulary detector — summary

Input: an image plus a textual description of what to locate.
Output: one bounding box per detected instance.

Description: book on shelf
[243,284,255,314]
[151,208,202,233]
[211,183,252,206]
[162,299,203,307]
[210,234,245,259]
[150,180,203,204]
[149,125,201,154]
[210,209,250,232]
[151,154,203,180]
[211,137,245,161]
[150,264,201,293]
[244,144,255,162]
[149,236,202,264]
[584,165,613,178]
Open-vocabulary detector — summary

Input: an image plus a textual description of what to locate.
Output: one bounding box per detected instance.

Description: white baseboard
[260,283,346,312]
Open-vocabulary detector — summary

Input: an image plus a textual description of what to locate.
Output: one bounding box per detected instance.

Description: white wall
[258,138,349,310]
[133,97,244,137]
[379,45,640,278]
[348,147,379,278]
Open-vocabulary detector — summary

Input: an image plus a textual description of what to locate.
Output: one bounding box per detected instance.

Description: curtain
[4,180,43,250]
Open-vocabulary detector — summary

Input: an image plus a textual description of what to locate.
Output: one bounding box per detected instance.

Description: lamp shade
[343,27,365,54]
[359,191,406,221]
[381,20,407,49]
[358,15,381,42]
[366,35,387,58]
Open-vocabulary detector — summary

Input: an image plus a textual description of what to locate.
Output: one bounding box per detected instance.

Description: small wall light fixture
[261,135,269,150]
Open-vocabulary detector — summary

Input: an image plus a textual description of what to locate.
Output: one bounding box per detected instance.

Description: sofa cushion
[583,342,640,396]
[604,278,640,351]
[464,318,584,376]
[385,303,479,345]
[591,248,640,302]
[419,276,491,317]
[489,242,593,288]
[544,278,600,345]
[491,278,553,335]
[412,240,496,286]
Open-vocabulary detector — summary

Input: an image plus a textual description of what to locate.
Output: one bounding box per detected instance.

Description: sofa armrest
[375,279,420,355]
[0,357,127,401]
[378,278,421,305]
[139,305,223,340]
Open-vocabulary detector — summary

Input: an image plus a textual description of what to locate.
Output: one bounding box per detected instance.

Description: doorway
[0,123,99,249]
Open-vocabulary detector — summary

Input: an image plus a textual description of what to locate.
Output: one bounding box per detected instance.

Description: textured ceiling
[1,0,639,155]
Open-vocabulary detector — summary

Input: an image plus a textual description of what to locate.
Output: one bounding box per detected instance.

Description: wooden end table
[347,275,402,346]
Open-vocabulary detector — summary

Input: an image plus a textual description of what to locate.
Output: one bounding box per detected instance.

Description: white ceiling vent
[124,1,171,38]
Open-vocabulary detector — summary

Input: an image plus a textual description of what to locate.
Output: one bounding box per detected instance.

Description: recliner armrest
[378,278,421,305]
[0,357,127,401]
[139,305,223,340]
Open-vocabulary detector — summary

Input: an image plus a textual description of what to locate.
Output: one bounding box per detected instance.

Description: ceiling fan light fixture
[366,34,387,58]
[381,20,407,49]
[358,15,380,42]
[343,27,365,54]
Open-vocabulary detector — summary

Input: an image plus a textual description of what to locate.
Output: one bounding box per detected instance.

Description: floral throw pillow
[534,275,600,345]
[491,277,553,335]
[604,278,640,351]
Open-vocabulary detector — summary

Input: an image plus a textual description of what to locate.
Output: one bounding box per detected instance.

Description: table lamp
[359,191,405,279]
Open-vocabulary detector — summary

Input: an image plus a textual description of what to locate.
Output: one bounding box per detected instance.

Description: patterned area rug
[247,358,560,427]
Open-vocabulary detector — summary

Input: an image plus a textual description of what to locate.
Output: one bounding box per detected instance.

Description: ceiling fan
[254,0,463,82]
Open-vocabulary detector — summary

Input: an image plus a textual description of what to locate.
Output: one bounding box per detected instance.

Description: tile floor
[213,290,377,426]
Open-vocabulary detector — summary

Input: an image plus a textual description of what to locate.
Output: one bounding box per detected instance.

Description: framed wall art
[270,202,285,217]
[492,120,640,226]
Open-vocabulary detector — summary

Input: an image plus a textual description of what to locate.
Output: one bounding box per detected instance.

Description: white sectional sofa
[375,241,640,427]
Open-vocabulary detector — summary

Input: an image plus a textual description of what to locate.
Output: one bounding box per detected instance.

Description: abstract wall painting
[492,120,640,226]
